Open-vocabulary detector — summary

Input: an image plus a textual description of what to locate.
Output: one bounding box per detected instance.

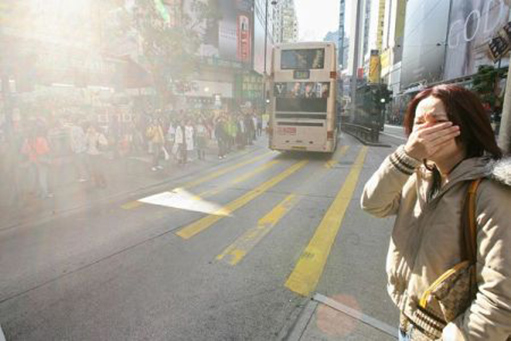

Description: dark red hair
[404,84,502,159]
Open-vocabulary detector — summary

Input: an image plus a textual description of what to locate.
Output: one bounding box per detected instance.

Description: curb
[342,130,392,148]
[282,293,399,341]
[284,298,318,341]
[313,293,398,338]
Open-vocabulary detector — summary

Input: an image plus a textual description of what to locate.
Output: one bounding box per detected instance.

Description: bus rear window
[281,49,325,70]
[276,98,328,113]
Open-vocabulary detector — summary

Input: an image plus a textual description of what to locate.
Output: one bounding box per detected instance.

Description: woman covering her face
[361,85,511,340]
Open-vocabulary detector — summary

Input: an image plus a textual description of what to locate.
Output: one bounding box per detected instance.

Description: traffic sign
[488,21,511,62]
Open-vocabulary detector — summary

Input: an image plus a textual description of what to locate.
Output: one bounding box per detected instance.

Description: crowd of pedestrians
[143,110,264,169]
[213,112,262,160]
[0,107,265,207]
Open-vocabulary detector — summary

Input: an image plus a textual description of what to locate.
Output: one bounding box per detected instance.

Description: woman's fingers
[427,126,460,142]
[418,122,453,136]
[406,122,457,160]
[430,137,458,155]
[430,129,460,147]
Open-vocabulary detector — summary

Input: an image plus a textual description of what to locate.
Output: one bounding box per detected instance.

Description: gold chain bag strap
[403,179,482,340]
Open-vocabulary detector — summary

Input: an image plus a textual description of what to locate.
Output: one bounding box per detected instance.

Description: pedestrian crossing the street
[121,144,370,298]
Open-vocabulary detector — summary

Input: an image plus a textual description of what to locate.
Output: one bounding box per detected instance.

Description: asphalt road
[0,129,407,341]
[381,125,407,144]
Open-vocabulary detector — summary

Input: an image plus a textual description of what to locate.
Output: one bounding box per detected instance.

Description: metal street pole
[263,0,269,113]
[350,0,363,122]
[338,0,345,67]
[499,62,511,154]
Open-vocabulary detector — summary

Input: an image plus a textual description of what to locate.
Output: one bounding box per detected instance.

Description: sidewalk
[284,294,398,341]
[0,140,266,231]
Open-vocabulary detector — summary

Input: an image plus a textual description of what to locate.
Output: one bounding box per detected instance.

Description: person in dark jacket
[215,116,227,159]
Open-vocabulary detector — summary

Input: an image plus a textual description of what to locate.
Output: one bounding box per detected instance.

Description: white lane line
[0,324,6,341]
[381,131,407,141]
[313,293,399,338]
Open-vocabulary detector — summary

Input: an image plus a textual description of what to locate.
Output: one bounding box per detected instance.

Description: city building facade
[380,0,407,95]
[182,0,279,110]
[379,0,510,123]
[0,0,284,115]
[399,0,510,92]
[0,0,138,118]
[272,0,298,44]
[342,0,510,89]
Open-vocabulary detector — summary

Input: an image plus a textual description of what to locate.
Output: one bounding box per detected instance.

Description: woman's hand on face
[404,121,460,160]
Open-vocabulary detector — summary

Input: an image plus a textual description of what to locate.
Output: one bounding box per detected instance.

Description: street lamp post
[350,0,362,122]
[263,0,277,110]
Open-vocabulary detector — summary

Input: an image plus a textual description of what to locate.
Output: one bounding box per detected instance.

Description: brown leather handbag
[402,179,482,340]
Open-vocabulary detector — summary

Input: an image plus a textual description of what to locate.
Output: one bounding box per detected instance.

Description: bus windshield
[281,49,325,70]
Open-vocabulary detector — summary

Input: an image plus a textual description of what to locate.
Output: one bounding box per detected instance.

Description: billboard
[444,0,510,80]
[400,0,450,89]
[274,82,330,99]
[195,0,253,65]
[368,50,381,83]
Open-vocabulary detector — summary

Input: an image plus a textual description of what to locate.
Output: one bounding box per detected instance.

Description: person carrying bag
[361,85,511,340]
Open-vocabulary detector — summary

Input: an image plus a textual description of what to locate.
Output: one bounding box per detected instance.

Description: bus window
[281,49,325,70]
[276,98,328,112]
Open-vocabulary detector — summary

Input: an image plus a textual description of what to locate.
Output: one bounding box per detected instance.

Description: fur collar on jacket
[488,157,511,187]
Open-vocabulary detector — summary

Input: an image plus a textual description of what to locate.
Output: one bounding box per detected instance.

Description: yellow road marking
[176,160,309,240]
[215,144,351,265]
[121,201,144,210]
[121,151,274,210]
[198,160,281,198]
[325,146,349,169]
[181,152,274,189]
[285,146,369,296]
[217,194,300,265]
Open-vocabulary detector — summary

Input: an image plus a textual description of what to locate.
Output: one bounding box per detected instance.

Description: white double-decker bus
[268,42,338,153]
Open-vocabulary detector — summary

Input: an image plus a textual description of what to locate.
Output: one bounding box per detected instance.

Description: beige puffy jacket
[361,145,511,340]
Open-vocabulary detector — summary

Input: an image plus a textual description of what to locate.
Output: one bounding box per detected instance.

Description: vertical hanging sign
[237,14,251,63]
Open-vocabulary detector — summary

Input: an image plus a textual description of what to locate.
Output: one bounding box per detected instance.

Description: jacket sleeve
[360,145,421,218]
[447,182,511,340]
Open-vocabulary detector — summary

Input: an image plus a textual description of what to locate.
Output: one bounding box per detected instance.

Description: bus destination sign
[293,70,310,79]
